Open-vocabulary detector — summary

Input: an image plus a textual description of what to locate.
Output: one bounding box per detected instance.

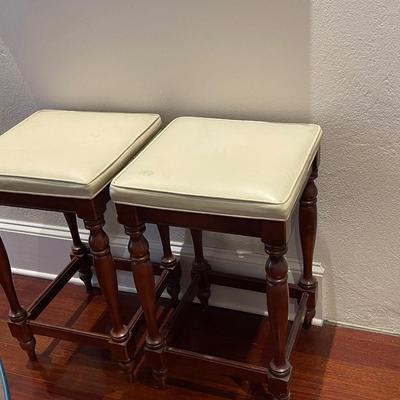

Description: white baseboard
[324,320,400,337]
[0,218,324,326]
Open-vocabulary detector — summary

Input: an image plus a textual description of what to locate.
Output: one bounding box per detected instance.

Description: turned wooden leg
[127,222,167,389]
[190,229,211,309]
[299,161,318,329]
[64,212,93,292]
[0,236,36,361]
[265,243,291,400]
[157,225,181,307]
[84,216,128,342]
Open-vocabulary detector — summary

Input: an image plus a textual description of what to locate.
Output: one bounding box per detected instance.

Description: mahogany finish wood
[123,215,167,389]
[84,215,128,342]
[286,293,308,360]
[163,274,200,342]
[137,206,262,237]
[190,229,211,308]
[27,257,82,320]
[63,212,93,292]
[165,346,268,383]
[1,275,399,400]
[265,244,291,388]
[0,236,36,361]
[0,187,180,381]
[114,153,320,400]
[157,224,181,307]
[207,270,304,300]
[299,156,319,329]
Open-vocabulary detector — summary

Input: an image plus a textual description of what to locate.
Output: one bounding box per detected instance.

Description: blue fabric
[0,360,10,400]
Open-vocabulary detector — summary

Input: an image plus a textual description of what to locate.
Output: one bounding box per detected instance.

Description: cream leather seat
[0,109,161,198]
[110,116,322,221]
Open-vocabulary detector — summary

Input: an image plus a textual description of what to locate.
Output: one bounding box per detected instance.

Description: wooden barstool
[110,116,322,399]
[0,109,182,380]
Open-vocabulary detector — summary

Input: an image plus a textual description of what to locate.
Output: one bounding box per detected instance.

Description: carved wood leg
[157,225,181,307]
[127,222,166,389]
[64,212,93,292]
[299,162,318,329]
[190,229,211,309]
[84,216,128,342]
[0,236,36,361]
[265,243,291,400]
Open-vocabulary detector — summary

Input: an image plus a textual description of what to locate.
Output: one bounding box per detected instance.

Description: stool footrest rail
[161,273,311,386]
[9,257,166,358]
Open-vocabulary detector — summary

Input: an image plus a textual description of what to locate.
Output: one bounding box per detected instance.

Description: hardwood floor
[0,275,399,399]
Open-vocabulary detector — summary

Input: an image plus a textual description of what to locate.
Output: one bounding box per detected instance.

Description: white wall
[0,0,398,334]
[311,1,400,333]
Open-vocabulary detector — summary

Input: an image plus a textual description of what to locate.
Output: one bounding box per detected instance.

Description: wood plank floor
[0,275,399,399]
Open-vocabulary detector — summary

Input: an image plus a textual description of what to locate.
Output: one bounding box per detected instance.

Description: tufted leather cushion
[0,110,161,199]
[110,117,322,221]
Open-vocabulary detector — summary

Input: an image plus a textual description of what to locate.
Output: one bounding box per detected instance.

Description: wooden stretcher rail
[28,320,110,347]
[286,292,308,359]
[163,274,200,341]
[27,257,83,320]
[26,256,163,323]
[113,257,162,275]
[163,273,310,386]
[127,269,170,332]
[23,256,169,360]
[208,270,303,299]
[166,346,268,383]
